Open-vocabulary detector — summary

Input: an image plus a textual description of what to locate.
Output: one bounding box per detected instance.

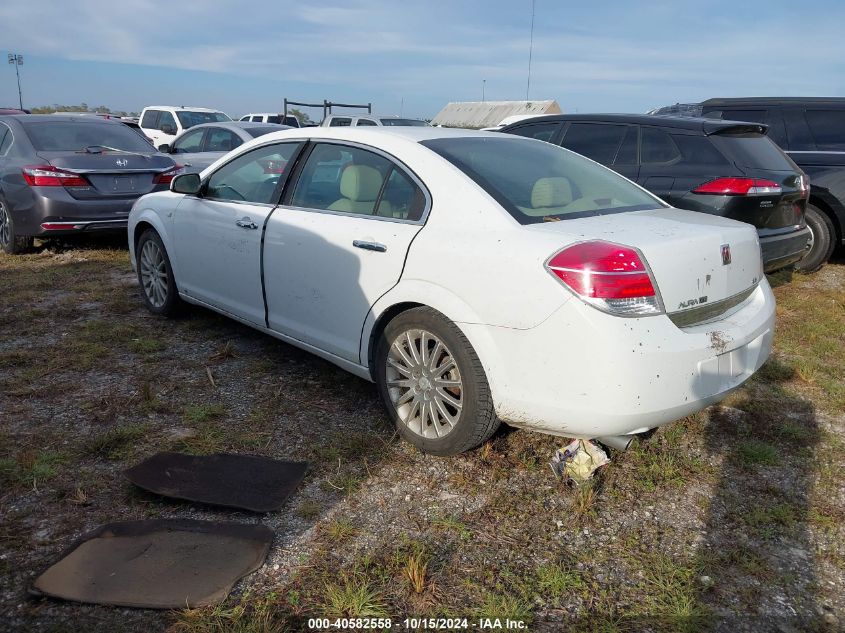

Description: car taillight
[153,164,184,185]
[693,177,782,196]
[546,241,663,316]
[22,165,88,187]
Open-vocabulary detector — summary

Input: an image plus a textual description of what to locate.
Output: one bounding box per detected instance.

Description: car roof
[182,121,288,131]
[701,97,845,107]
[0,114,124,125]
[249,126,505,145]
[500,113,767,135]
[144,106,225,112]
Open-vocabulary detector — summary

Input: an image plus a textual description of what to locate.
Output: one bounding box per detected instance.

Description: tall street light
[8,53,24,110]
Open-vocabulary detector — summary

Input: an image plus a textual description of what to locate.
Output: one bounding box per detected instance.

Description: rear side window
[804,110,845,150]
[614,127,638,165]
[710,133,794,171]
[329,118,352,127]
[508,122,560,143]
[671,135,730,166]
[641,128,681,164]
[562,123,627,164]
[356,119,378,126]
[159,111,177,130]
[140,110,160,129]
[205,128,242,152]
[266,115,282,124]
[422,136,664,224]
[0,123,12,155]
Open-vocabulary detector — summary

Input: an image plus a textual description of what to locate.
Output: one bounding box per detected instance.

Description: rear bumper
[760,227,811,272]
[461,280,775,439]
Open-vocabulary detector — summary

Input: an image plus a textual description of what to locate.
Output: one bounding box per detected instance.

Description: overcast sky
[2,0,844,119]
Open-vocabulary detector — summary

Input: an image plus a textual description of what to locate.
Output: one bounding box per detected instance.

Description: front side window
[291,143,423,219]
[422,136,664,224]
[804,109,845,150]
[205,128,242,152]
[206,142,301,204]
[158,111,177,131]
[172,129,205,153]
[508,122,560,143]
[562,123,628,164]
[329,118,352,127]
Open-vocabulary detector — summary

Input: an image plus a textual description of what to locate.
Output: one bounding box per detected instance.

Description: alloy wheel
[385,329,463,439]
[140,239,168,308]
[0,203,10,249]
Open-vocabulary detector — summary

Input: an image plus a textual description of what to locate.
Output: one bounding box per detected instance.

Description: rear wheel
[136,229,183,317]
[0,199,34,255]
[375,307,499,456]
[795,204,835,273]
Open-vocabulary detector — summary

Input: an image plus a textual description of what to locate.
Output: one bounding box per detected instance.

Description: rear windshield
[380,118,429,127]
[422,137,665,224]
[176,111,231,128]
[22,121,156,152]
[710,133,794,171]
[245,126,285,138]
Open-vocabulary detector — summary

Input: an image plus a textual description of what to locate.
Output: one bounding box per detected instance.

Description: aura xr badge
[721,243,731,265]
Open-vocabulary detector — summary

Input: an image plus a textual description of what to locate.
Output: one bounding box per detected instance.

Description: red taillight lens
[693,177,782,196]
[546,241,662,316]
[153,164,184,185]
[23,165,88,187]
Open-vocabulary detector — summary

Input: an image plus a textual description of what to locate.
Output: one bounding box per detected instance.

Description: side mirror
[157,143,171,153]
[171,172,201,195]
[160,124,175,135]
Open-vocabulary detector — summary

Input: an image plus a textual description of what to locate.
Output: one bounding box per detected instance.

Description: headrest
[340,165,383,202]
[531,177,573,208]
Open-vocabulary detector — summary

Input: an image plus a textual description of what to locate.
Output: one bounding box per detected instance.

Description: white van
[139,106,231,146]
[238,113,301,127]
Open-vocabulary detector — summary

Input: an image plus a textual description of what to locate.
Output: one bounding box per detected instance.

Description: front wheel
[795,204,835,273]
[375,307,499,456]
[136,229,183,317]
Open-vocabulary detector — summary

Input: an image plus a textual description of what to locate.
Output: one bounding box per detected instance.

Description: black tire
[0,198,34,255]
[795,204,835,273]
[375,307,499,456]
[135,229,183,317]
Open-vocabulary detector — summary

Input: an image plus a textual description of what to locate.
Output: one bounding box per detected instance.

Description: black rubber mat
[30,519,272,609]
[125,452,308,512]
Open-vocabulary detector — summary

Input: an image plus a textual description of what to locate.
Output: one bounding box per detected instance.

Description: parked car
[128,127,774,456]
[158,121,290,173]
[0,114,180,254]
[321,114,429,127]
[501,114,811,273]
[697,98,845,271]
[0,108,30,115]
[139,106,230,148]
[238,113,301,127]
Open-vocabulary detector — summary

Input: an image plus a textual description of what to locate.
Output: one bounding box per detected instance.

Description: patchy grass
[320,575,389,618]
[85,423,149,460]
[0,450,67,489]
[735,440,778,467]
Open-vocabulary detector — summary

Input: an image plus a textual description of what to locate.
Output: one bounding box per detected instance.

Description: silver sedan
[157,121,290,173]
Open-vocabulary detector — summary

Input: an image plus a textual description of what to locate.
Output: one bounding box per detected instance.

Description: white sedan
[128,127,775,456]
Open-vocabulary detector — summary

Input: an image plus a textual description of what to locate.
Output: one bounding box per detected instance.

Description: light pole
[482,79,486,103]
[7,53,23,110]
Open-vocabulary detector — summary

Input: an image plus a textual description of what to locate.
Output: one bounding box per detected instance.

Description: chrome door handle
[353,240,387,253]
[236,217,258,229]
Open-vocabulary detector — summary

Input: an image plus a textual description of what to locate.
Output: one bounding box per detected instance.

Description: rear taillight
[22,165,88,187]
[546,241,663,316]
[693,177,782,196]
[153,164,184,185]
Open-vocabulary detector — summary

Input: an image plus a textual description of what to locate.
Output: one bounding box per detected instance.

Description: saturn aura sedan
[128,127,775,456]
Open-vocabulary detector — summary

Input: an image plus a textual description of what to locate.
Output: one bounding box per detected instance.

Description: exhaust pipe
[595,435,635,452]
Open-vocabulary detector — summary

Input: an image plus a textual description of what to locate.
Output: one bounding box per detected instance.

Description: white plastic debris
[550,439,610,484]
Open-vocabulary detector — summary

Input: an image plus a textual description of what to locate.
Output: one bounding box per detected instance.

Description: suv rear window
[710,132,793,171]
[422,136,664,224]
[176,111,231,128]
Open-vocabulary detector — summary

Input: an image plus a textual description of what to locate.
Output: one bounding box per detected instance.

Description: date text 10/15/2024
[307,617,528,630]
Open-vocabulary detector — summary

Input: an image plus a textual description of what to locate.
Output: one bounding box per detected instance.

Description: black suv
[500,114,811,272]
[652,98,845,271]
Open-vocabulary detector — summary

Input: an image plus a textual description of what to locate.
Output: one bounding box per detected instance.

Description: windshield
[380,118,429,127]
[176,111,231,128]
[422,136,665,224]
[22,121,156,152]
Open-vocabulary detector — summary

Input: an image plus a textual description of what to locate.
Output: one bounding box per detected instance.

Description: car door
[263,141,428,363]
[173,141,303,324]
[169,127,206,172]
[637,127,678,202]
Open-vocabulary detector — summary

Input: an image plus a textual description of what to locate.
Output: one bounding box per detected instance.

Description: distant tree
[28,104,139,117]
[287,107,312,124]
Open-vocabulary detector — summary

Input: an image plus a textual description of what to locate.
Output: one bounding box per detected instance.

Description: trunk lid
[530,208,763,321]
[36,151,175,199]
